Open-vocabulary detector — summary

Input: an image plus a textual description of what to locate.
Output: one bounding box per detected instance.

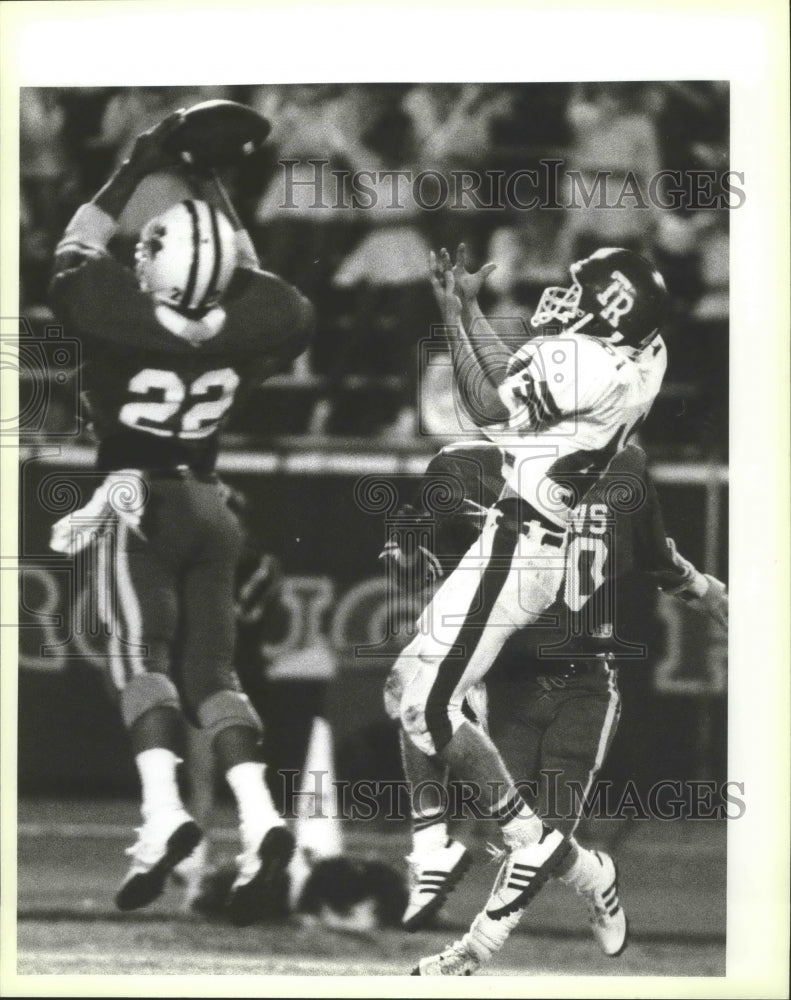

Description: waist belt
[531,655,614,680]
[494,497,566,547]
[143,466,219,484]
[535,528,564,549]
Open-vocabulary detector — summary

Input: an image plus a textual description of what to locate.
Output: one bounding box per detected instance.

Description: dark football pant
[97,473,244,723]
[486,659,621,836]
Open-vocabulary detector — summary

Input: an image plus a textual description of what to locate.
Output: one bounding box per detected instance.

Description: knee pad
[401,672,467,757]
[120,672,180,728]
[399,684,465,759]
[197,690,263,743]
[400,715,438,757]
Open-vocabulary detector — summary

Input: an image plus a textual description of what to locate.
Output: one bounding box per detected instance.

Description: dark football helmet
[530,247,669,349]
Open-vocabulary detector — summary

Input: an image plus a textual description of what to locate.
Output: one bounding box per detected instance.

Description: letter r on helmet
[596,270,635,326]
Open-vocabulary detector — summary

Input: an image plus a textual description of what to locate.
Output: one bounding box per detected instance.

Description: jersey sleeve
[233,269,315,366]
[49,253,156,347]
[51,203,117,276]
[284,286,315,363]
[633,463,699,591]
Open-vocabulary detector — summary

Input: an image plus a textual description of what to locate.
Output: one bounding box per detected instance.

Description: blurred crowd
[20,82,729,457]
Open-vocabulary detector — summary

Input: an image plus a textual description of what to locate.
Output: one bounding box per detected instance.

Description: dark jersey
[49,255,314,472]
[394,440,691,668]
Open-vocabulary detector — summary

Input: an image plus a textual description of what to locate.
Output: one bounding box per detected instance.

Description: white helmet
[135,199,238,315]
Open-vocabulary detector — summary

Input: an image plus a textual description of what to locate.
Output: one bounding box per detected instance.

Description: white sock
[557,841,605,895]
[136,748,184,819]
[412,820,448,856]
[461,907,523,962]
[225,762,282,842]
[493,790,542,849]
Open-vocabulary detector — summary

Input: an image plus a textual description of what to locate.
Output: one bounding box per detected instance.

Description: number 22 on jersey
[118,368,240,440]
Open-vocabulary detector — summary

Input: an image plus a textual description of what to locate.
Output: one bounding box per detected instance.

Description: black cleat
[116,814,202,912]
[226,825,296,927]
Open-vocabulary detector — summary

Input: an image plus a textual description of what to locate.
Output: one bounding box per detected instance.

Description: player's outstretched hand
[449,242,497,305]
[688,574,728,630]
[429,248,463,323]
[126,110,186,177]
[702,574,728,629]
[379,536,444,589]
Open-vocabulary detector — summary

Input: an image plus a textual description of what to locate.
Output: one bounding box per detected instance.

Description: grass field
[13,798,726,981]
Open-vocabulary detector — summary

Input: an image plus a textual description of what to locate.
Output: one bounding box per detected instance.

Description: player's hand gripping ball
[126,111,188,176]
[162,99,272,170]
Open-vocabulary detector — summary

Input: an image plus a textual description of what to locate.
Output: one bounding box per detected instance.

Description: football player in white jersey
[389,243,669,932]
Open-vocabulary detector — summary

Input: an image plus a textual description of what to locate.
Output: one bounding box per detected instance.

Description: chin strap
[564,312,597,335]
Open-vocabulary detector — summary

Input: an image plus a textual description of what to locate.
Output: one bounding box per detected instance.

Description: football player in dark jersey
[380,440,727,975]
[47,113,315,926]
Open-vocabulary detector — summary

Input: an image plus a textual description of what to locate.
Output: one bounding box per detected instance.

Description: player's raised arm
[182,164,315,362]
[52,111,186,275]
[429,244,512,425]
[190,168,261,271]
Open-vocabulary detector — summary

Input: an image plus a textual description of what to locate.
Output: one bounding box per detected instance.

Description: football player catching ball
[48,111,314,926]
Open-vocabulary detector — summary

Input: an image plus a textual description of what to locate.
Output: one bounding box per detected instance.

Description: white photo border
[1,1,789,997]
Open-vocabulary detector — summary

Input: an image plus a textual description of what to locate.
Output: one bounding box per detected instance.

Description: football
[163,99,272,169]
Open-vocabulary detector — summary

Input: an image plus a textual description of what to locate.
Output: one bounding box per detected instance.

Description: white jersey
[482,332,667,527]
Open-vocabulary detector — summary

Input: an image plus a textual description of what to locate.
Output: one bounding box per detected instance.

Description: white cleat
[485,825,571,920]
[584,851,628,957]
[116,808,202,911]
[402,838,473,931]
[411,940,481,976]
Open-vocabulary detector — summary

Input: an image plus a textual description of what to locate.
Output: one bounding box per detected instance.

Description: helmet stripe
[197,203,223,312]
[181,200,201,311]
[189,201,216,312]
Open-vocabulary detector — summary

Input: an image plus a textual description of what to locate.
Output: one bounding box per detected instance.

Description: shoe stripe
[486,837,573,921]
[512,864,540,873]
[403,850,474,933]
[602,884,617,900]
[422,870,453,877]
